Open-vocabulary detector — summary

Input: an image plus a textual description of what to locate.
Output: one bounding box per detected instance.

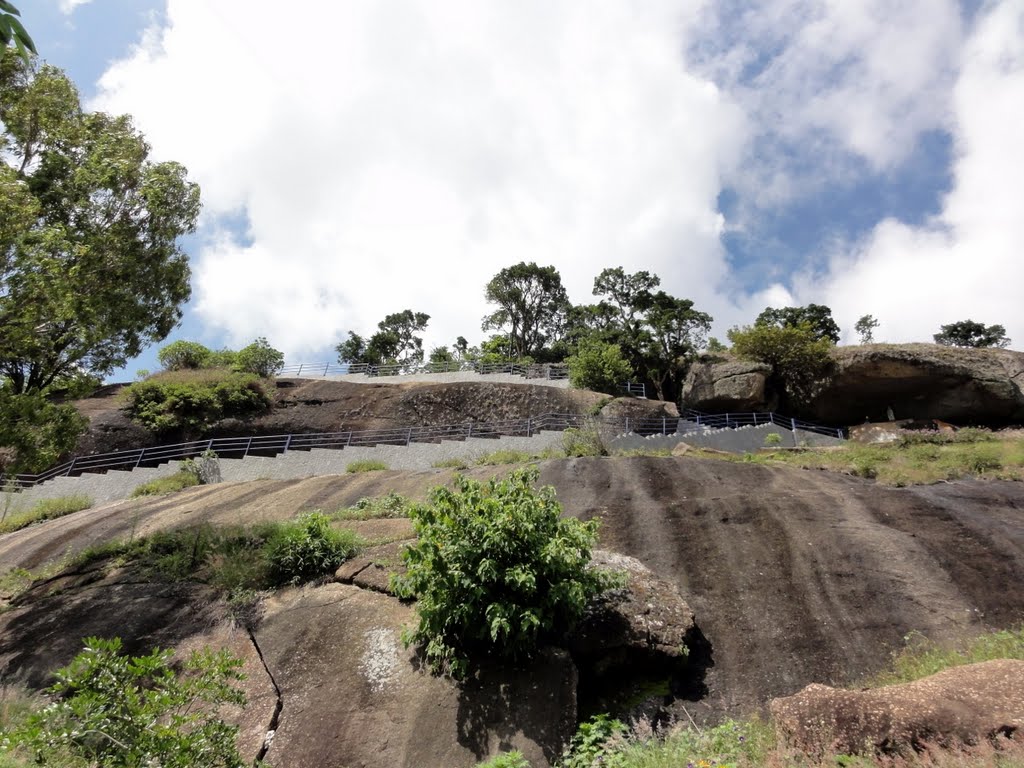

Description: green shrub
[122,370,271,436]
[392,468,612,677]
[131,468,201,497]
[331,492,411,520]
[1,636,245,768]
[157,340,213,371]
[567,339,633,395]
[562,422,607,458]
[763,431,782,446]
[727,323,834,407]
[233,337,284,378]
[432,457,470,470]
[0,390,87,474]
[0,494,93,534]
[264,512,361,586]
[871,626,1024,686]
[207,348,239,369]
[560,714,629,768]
[346,459,389,473]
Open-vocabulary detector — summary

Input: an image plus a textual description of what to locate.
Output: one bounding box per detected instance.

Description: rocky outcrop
[681,359,774,413]
[682,345,1024,426]
[771,659,1024,755]
[808,345,1024,426]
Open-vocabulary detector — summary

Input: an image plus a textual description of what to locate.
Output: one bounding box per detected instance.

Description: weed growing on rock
[562,421,608,458]
[561,714,630,767]
[432,457,470,470]
[329,491,413,520]
[346,459,389,473]
[264,512,360,586]
[392,467,613,678]
[870,626,1024,686]
[475,751,531,767]
[474,449,535,466]
[0,637,246,768]
[130,468,201,497]
[0,495,92,534]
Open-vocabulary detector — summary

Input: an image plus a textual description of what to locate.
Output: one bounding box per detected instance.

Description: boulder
[254,583,578,768]
[808,345,1024,426]
[599,397,679,422]
[681,359,773,412]
[770,659,1024,755]
[570,550,695,662]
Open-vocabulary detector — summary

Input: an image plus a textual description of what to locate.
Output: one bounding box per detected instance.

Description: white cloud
[93,1,746,358]
[810,0,1024,347]
[58,0,92,15]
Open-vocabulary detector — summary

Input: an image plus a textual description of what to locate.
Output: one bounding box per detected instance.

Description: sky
[17,0,1024,378]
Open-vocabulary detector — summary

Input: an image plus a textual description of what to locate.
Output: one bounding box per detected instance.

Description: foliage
[933,319,1011,349]
[157,340,212,371]
[329,491,412,520]
[0,2,34,63]
[562,421,608,458]
[1,636,245,768]
[264,511,360,586]
[0,53,200,394]
[482,262,570,360]
[233,336,284,377]
[763,431,783,446]
[0,389,86,473]
[727,323,834,408]
[755,304,841,343]
[429,345,456,365]
[0,494,91,534]
[346,459,389,473]
[130,468,201,497]
[870,626,1024,687]
[207,348,238,369]
[391,468,611,677]
[854,314,880,344]
[122,369,271,436]
[706,337,728,353]
[475,751,530,768]
[337,310,430,368]
[432,457,470,470]
[642,291,712,401]
[567,339,633,395]
[560,714,630,768]
[473,449,535,466]
[611,718,772,768]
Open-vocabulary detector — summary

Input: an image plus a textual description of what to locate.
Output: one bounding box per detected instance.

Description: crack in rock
[247,628,284,764]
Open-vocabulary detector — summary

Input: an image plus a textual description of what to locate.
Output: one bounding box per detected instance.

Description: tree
[567,339,633,395]
[756,304,840,344]
[933,320,1010,349]
[335,310,430,368]
[482,262,569,359]
[428,345,455,365]
[641,292,712,402]
[0,1,35,64]
[0,389,85,473]
[0,53,201,394]
[158,340,213,371]
[591,267,659,337]
[234,336,284,377]
[854,314,880,344]
[727,323,834,408]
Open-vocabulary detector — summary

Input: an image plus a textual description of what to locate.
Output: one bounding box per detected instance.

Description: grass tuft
[0,495,93,534]
[131,469,200,497]
[346,459,389,473]
[474,449,535,466]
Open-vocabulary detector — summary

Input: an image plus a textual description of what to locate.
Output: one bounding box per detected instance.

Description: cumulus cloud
[810,0,1024,347]
[58,0,93,15]
[93,1,746,358]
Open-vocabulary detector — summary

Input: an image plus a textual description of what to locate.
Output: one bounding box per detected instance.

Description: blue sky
[17,1,1024,379]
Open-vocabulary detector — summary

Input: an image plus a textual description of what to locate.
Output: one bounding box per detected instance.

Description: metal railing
[278,360,569,380]
[9,409,844,492]
[622,382,647,398]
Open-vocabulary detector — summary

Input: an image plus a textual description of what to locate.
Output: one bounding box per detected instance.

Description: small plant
[392,468,613,678]
[562,421,607,458]
[432,457,470,470]
[331,492,411,520]
[264,512,361,586]
[474,449,534,466]
[560,714,629,768]
[1,636,246,768]
[232,336,284,378]
[763,431,782,447]
[346,459,389,473]
[181,449,221,484]
[476,751,531,768]
[0,494,92,534]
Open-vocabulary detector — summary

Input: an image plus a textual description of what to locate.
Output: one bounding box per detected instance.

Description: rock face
[682,345,1024,426]
[770,659,1024,755]
[680,360,774,413]
[808,345,1024,426]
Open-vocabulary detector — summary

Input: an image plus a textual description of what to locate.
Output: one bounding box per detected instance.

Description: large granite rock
[771,659,1024,755]
[807,345,1024,426]
[681,360,773,412]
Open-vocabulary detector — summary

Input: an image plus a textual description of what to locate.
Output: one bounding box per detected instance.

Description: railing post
[753,413,758,425]
[134,448,146,468]
[726,413,730,427]
[625,417,630,434]
[65,457,77,477]
[407,427,413,446]
[283,435,292,454]
[527,418,532,437]
[345,432,352,447]
[791,418,798,447]
[662,416,667,435]
[324,363,329,375]
[244,436,253,458]
[696,414,701,426]
[467,422,472,438]
[297,364,303,376]
[206,439,214,453]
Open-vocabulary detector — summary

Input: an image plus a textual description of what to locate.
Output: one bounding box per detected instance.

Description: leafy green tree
[567,339,633,395]
[158,340,213,371]
[591,266,659,337]
[855,314,880,344]
[428,345,455,365]
[4,636,245,768]
[482,262,570,359]
[335,310,430,368]
[0,53,200,394]
[233,336,284,377]
[756,304,840,343]
[933,320,1010,349]
[0,1,34,64]
[392,468,612,678]
[642,291,712,401]
[727,323,834,408]
[0,389,86,473]
[335,331,368,365]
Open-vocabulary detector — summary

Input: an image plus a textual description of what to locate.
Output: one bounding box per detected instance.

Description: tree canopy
[482,262,569,360]
[0,52,201,394]
[336,309,430,368]
[756,304,841,344]
[0,1,34,63]
[933,320,1011,349]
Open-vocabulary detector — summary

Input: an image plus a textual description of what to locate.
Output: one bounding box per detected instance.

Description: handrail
[277,360,570,380]
[7,409,844,492]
